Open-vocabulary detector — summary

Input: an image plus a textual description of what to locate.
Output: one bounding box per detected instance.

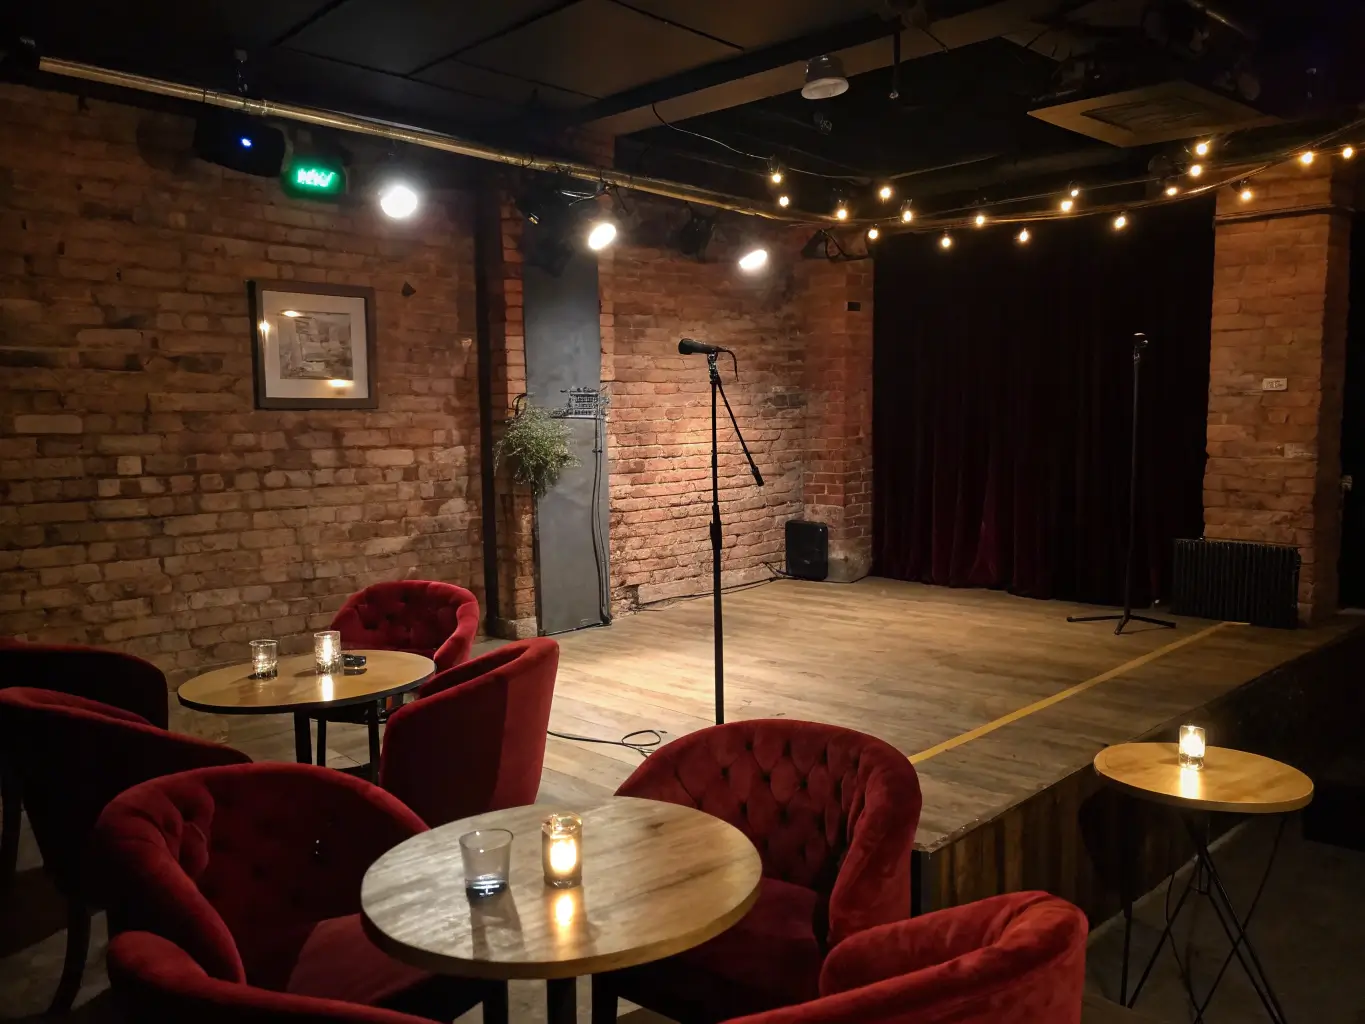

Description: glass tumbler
[460,829,513,897]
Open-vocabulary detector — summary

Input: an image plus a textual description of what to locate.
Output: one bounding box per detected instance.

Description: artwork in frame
[248,281,378,409]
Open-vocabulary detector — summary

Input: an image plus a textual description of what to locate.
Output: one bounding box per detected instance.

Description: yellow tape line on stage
[908,620,1232,765]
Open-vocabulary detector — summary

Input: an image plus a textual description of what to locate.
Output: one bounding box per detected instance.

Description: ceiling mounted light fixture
[738,247,768,273]
[586,220,617,251]
[379,182,420,219]
[801,54,849,100]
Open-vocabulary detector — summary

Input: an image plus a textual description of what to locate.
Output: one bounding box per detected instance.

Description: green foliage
[492,402,579,498]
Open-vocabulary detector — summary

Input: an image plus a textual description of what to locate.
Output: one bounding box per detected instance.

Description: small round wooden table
[360,797,763,1024]
[1094,742,1313,1024]
[177,650,434,780]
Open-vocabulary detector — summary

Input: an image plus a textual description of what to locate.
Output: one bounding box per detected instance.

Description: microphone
[679,338,729,356]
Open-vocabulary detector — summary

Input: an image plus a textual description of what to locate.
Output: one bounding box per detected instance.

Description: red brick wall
[1205,158,1354,620]
[0,84,483,679]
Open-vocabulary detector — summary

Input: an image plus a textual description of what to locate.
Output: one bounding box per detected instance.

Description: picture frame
[247,281,378,410]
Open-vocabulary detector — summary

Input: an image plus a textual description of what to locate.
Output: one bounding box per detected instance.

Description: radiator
[1171,539,1300,628]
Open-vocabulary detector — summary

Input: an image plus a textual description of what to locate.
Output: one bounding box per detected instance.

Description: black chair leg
[1,767,20,886]
[484,981,510,1024]
[49,898,90,1015]
[590,977,617,1024]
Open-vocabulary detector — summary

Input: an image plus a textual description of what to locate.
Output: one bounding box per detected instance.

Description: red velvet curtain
[872,200,1214,606]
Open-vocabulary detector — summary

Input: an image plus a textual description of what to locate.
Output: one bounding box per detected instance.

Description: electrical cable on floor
[548,729,663,757]
[764,562,869,585]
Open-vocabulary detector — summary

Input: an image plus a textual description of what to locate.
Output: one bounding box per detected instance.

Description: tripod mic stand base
[1067,612,1176,636]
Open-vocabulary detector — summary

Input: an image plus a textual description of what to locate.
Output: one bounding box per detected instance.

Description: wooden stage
[226,577,1364,919]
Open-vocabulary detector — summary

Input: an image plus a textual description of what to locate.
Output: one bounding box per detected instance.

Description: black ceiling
[8,0,1365,215]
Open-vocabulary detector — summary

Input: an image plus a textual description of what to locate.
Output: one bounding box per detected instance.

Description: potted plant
[493,398,579,498]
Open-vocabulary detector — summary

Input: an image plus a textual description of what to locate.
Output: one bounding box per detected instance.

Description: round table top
[177,650,434,715]
[360,797,763,981]
[1094,742,1314,814]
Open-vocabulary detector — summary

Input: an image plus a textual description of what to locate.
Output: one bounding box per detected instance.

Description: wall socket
[1261,377,1288,392]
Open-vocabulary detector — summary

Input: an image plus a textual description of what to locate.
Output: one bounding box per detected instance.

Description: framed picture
[248,281,377,409]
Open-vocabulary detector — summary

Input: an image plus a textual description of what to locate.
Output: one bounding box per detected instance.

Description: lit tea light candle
[1178,724,1206,770]
[314,630,342,675]
[250,639,277,678]
[542,812,583,889]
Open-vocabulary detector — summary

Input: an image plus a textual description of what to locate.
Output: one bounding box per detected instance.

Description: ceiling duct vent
[1029,81,1275,147]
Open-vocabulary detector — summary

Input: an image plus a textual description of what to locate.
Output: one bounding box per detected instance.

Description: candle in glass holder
[542,812,582,888]
[249,639,278,678]
[1178,724,1206,770]
[314,630,342,675]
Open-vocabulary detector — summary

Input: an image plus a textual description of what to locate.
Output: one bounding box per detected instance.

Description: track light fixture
[802,54,849,100]
[899,201,914,223]
[738,247,768,273]
[676,210,717,260]
[878,184,894,201]
[586,220,617,251]
[1238,182,1254,202]
[379,182,420,219]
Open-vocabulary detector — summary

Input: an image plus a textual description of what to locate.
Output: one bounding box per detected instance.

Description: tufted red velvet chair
[91,762,499,1022]
[593,720,923,1024]
[108,931,470,1024]
[0,686,249,1013]
[379,638,558,827]
[720,892,1088,1024]
[0,639,169,885]
[329,581,480,672]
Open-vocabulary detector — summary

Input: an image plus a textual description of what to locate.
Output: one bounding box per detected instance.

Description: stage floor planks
[226,578,1354,854]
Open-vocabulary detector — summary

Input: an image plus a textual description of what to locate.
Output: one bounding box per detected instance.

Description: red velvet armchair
[721,892,1088,1024]
[329,581,480,671]
[109,931,477,1024]
[0,686,249,1013]
[592,720,923,1024]
[379,638,558,827]
[0,639,169,884]
[91,762,500,1022]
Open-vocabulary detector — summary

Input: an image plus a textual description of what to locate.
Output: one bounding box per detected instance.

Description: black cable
[590,402,613,625]
[765,561,868,585]
[548,728,662,756]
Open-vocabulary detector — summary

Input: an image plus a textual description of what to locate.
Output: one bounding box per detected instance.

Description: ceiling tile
[459,0,736,99]
[618,0,882,50]
[285,0,567,75]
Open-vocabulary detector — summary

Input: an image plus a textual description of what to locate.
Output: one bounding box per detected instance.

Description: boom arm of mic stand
[712,359,764,486]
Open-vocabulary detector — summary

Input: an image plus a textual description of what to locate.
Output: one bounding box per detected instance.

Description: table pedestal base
[1122,812,1289,1024]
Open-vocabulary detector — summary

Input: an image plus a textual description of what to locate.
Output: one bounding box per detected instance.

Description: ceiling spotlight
[899,201,914,223]
[1239,184,1254,202]
[1188,163,1204,177]
[1195,140,1211,157]
[974,213,987,227]
[802,54,849,100]
[738,247,768,273]
[1113,213,1128,230]
[586,220,617,251]
[1343,145,1356,160]
[777,194,791,208]
[866,227,880,242]
[768,158,785,185]
[1016,228,1030,244]
[1165,184,1179,196]
[834,201,850,221]
[239,136,253,149]
[1060,198,1075,213]
[379,182,420,219]
[939,233,953,249]
[878,184,894,201]
[676,211,717,259]
[1299,151,1315,166]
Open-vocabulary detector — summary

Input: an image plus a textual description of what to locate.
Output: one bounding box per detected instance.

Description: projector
[193,109,286,177]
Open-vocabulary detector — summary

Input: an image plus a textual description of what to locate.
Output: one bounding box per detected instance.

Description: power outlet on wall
[1261,377,1288,392]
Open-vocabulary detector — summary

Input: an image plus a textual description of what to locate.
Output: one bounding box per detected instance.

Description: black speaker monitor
[193,110,286,177]
[785,519,828,581]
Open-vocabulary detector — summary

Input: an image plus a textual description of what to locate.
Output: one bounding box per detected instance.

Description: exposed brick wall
[1205,158,1355,620]
[0,84,483,680]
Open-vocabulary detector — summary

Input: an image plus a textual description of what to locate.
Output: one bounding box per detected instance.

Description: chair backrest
[0,687,249,889]
[380,638,559,827]
[91,762,429,990]
[328,581,480,671]
[0,639,169,727]
[725,892,1088,1024]
[616,720,921,905]
[108,931,432,1024]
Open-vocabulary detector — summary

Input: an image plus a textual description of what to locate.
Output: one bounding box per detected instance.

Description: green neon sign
[283,158,346,198]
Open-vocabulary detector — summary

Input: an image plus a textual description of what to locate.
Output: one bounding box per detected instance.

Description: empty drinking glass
[460,829,513,898]
[249,639,278,678]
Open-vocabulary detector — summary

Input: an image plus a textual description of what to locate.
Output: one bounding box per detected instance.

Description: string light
[1016,228,1030,244]
[1194,140,1212,157]
[866,227,881,242]
[1343,145,1355,160]
[1069,187,1081,198]
[1188,163,1204,177]
[768,158,785,184]
[899,201,914,223]
[777,194,791,208]
[1165,185,1179,196]
[1059,198,1075,213]
[1238,183,1254,202]
[1113,213,1128,231]
[878,184,894,201]
[974,213,987,227]
[833,198,850,220]
[1299,151,1315,165]
[939,233,953,249]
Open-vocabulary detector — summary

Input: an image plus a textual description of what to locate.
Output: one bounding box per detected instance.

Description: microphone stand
[1068,333,1175,636]
[707,351,763,724]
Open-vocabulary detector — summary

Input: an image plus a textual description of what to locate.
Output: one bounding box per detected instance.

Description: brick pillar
[1205,158,1354,621]
[798,257,874,581]
[483,191,538,637]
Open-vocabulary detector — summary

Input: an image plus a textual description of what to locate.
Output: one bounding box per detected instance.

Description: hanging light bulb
[1060,197,1075,213]
[1016,227,1030,244]
[878,184,894,201]
[899,201,914,223]
[1165,184,1179,196]
[866,227,880,242]
[1113,213,1128,231]
[1299,151,1315,166]
[768,158,785,185]
[1238,183,1254,202]
[1188,163,1204,178]
[834,200,850,221]
[939,233,953,249]
[1343,145,1356,160]
[1195,140,1212,157]
[777,194,791,208]
[1069,187,1081,198]
[974,213,987,227]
